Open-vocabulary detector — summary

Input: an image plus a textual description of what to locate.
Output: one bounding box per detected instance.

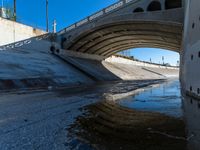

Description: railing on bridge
[57,0,142,36]
[57,0,183,36]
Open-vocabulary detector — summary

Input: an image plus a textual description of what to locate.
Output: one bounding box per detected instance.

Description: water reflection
[118,79,182,117]
[66,79,187,150]
[64,79,200,150]
[182,95,200,150]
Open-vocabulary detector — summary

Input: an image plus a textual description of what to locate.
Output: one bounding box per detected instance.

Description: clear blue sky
[130,48,179,66]
[1,0,179,65]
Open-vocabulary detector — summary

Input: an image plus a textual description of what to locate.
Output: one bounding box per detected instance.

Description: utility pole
[1,0,3,17]
[14,0,16,21]
[46,0,49,32]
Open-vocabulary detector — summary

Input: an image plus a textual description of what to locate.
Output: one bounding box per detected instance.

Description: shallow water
[118,79,182,117]
[66,79,186,150]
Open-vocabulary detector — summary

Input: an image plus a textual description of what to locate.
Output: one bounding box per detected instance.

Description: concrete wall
[0,17,46,46]
[181,0,200,98]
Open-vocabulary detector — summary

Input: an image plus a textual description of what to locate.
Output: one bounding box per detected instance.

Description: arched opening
[118,48,180,67]
[147,1,162,11]
[133,7,144,13]
[65,22,182,57]
[165,0,182,9]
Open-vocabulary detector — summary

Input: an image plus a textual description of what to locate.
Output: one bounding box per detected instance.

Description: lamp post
[14,0,16,21]
[162,56,164,65]
[46,0,49,32]
[53,19,57,33]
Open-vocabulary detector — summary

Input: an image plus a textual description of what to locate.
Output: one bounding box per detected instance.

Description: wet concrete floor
[0,79,186,150]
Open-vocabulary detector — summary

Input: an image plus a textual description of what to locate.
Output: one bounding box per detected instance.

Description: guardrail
[0,33,52,51]
[57,0,142,35]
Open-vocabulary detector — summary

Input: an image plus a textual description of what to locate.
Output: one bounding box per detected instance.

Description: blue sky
[1,0,179,65]
[129,48,179,66]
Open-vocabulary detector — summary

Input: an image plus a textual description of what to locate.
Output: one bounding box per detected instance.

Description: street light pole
[53,19,57,33]
[1,0,3,17]
[14,0,16,21]
[162,56,164,65]
[46,0,49,32]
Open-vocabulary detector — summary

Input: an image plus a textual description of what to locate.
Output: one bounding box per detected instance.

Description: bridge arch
[165,0,182,9]
[62,21,182,57]
[133,7,144,13]
[58,2,184,58]
[147,1,162,11]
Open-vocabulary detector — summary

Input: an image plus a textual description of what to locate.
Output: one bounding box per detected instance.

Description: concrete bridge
[55,0,184,57]
[53,0,200,103]
[0,0,185,57]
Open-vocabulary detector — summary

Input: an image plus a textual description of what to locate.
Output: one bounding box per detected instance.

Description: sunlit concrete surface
[0,17,45,46]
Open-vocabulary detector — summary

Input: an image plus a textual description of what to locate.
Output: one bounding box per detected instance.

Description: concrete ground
[0,79,165,150]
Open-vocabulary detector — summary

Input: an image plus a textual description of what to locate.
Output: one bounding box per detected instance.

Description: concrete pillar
[181,0,200,98]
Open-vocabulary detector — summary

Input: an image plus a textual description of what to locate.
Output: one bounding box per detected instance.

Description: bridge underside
[64,21,182,57]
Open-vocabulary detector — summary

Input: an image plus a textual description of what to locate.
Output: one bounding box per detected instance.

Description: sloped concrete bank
[0,46,95,92]
[58,55,179,81]
[0,41,179,92]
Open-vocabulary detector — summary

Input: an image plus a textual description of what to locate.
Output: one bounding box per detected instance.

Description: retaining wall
[0,17,46,46]
[181,0,200,98]
[105,56,179,70]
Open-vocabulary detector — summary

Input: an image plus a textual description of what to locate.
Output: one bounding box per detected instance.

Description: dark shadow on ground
[66,100,186,150]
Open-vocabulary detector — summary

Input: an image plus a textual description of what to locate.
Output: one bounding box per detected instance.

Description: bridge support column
[181,0,200,98]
